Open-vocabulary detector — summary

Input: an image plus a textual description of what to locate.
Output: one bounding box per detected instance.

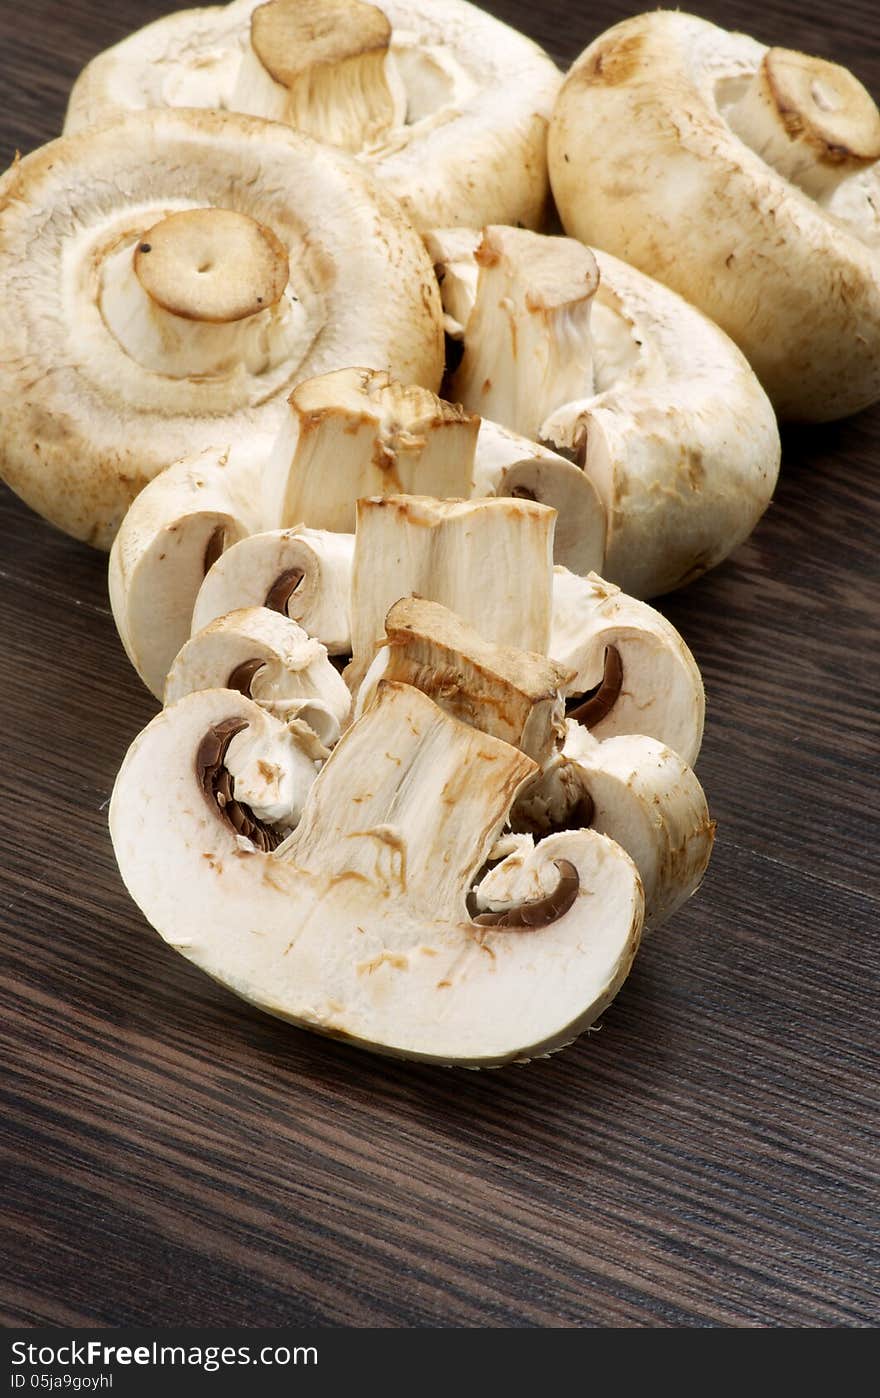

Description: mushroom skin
[0,107,443,547]
[432,224,780,598]
[111,681,643,1065]
[548,10,880,420]
[64,0,561,235]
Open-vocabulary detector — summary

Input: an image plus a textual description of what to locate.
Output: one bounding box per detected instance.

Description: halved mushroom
[193,527,355,658]
[65,0,561,234]
[261,367,479,533]
[548,11,880,420]
[109,447,258,700]
[516,723,714,928]
[348,494,555,682]
[431,223,780,597]
[110,680,643,1064]
[354,596,711,927]
[0,107,443,546]
[551,568,705,768]
[165,607,351,746]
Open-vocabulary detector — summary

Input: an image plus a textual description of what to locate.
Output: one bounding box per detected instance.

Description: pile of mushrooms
[4,0,877,1063]
[64,0,561,233]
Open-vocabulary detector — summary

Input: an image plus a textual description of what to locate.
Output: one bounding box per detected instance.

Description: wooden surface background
[1,0,878,1330]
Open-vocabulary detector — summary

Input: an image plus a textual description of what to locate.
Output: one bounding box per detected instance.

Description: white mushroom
[109,447,259,700]
[0,107,443,546]
[110,681,643,1065]
[165,607,352,746]
[64,0,561,234]
[193,527,355,658]
[548,11,880,420]
[354,595,712,928]
[550,568,705,768]
[261,367,479,533]
[432,224,780,597]
[348,494,555,682]
[515,723,714,928]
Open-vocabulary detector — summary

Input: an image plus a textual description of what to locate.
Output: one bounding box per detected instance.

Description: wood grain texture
[1,0,878,1330]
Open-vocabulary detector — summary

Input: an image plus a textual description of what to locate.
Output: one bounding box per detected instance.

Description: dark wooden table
[1,0,878,1330]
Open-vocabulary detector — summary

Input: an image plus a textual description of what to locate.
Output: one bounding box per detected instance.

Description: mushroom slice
[65,1,561,235]
[473,419,605,577]
[233,0,402,152]
[448,226,598,441]
[110,681,643,1065]
[165,607,351,746]
[109,446,257,699]
[551,568,705,768]
[262,367,479,533]
[354,597,570,767]
[423,227,481,338]
[192,526,354,656]
[548,12,880,420]
[0,107,443,546]
[349,494,555,681]
[432,224,779,598]
[513,724,714,929]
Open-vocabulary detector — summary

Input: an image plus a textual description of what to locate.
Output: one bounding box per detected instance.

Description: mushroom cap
[110,681,643,1065]
[431,223,779,598]
[548,10,880,420]
[64,0,560,234]
[551,569,705,769]
[0,107,443,547]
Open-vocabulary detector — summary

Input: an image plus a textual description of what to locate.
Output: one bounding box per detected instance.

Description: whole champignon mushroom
[431,224,780,598]
[0,108,443,547]
[64,0,560,234]
[354,597,712,928]
[165,607,352,746]
[551,569,705,768]
[110,681,643,1065]
[548,11,880,421]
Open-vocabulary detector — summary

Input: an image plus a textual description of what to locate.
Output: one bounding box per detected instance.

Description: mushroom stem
[233,0,404,153]
[101,208,296,377]
[348,494,556,680]
[261,368,479,533]
[448,226,598,440]
[467,858,579,928]
[726,48,880,199]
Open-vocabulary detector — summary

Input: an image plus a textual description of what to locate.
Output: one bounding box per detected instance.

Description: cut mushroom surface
[354,596,570,766]
[431,224,780,597]
[0,107,443,546]
[348,494,555,681]
[551,568,705,768]
[548,11,880,420]
[516,724,714,928]
[111,681,644,1065]
[64,0,561,234]
[261,367,479,533]
[194,527,356,659]
[165,607,352,746]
